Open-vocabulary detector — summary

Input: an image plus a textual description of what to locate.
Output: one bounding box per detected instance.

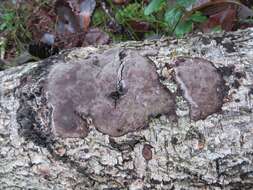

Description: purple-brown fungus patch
[171,57,227,121]
[46,49,175,137]
[142,144,153,161]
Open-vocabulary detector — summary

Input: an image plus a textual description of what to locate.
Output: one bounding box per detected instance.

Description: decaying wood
[0,28,253,190]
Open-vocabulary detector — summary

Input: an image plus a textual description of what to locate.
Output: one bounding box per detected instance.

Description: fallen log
[0,28,253,190]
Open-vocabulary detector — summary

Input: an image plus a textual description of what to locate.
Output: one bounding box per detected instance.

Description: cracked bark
[0,28,253,190]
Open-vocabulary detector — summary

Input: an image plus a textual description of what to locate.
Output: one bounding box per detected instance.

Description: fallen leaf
[240,0,253,7]
[79,0,96,31]
[54,0,96,32]
[190,0,253,32]
[192,0,253,19]
[55,32,85,49]
[237,3,253,20]
[112,0,129,5]
[27,4,56,42]
[54,0,80,33]
[128,20,150,32]
[200,5,237,32]
[84,28,110,45]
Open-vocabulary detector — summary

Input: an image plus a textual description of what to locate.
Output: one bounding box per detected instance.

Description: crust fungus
[171,57,227,121]
[46,49,175,137]
[142,144,153,161]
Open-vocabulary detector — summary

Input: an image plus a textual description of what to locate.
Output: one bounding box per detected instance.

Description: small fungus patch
[46,49,175,137]
[171,57,227,121]
[142,144,153,161]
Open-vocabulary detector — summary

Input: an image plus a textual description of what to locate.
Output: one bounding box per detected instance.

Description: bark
[0,28,253,190]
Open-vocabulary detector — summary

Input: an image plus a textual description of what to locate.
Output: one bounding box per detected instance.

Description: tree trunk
[0,28,253,190]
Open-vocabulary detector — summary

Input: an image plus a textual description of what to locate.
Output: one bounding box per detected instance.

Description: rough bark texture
[0,28,253,190]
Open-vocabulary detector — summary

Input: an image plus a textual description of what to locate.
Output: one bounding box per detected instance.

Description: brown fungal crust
[172,57,226,121]
[46,49,175,137]
[142,144,153,161]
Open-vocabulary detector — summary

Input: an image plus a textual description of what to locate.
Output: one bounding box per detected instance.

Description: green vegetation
[0,3,31,55]
[1,0,208,60]
[115,3,167,39]
[92,0,207,40]
[144,0,207,37]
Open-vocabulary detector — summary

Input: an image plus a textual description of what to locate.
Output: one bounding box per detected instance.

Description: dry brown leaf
[128,21,151,32]
[84,28,110,45]
[112,0,129,5]
[200,5,237,32]
[191,0,253,31]
[54,0,96,32]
